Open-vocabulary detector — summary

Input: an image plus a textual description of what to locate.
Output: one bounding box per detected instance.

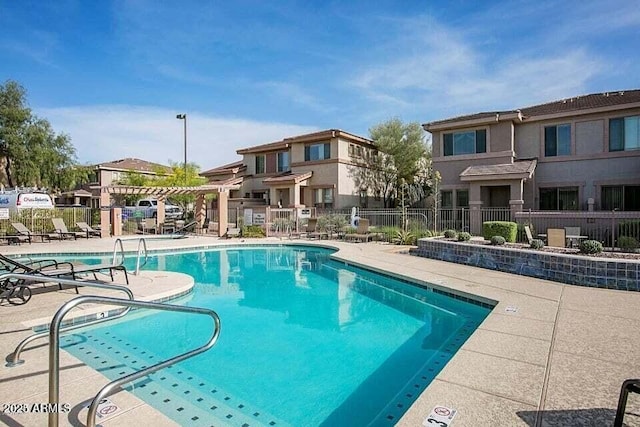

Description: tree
[0,80,83,190]
[350,118,435,207]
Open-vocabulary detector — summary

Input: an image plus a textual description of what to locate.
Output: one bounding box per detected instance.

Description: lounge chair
[51,218,83,240]
[11,222,51,243]
[564,226,583,248]
[76,221,101,238]
[141,218,157,234]
[524,225,534,244]
[226,227,241,238]
[306,218,328,240]
[345,218,372,243]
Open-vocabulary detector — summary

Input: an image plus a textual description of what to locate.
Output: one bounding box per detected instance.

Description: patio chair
[564,226,582,248]
[524,225,534,244]
[141,218,157,234]
[226,226,241,238]
[162,218,176,234]
[345,218,372,243]
[11,222,51,243]
[76,221,101,238]
[546,228,566,248]
[51,218,83,240]
[614,379,640,427]
[307,218,328,240]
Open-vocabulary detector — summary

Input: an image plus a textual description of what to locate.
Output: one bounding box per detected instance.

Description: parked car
[126,198,184,220]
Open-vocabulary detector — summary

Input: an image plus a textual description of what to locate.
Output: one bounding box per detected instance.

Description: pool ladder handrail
[134,237,148,275]
[5,274,135,367]
[47,295,221,427]
[111,238,125,266]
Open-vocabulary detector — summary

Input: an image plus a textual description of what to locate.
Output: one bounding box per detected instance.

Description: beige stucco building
[201,129,380,210]
[423,90,640,215]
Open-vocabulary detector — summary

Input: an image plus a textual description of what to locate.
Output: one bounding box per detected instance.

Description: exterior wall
[489,121,514,153]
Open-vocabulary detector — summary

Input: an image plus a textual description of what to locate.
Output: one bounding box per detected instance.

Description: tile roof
[262,171,313,185]
[94,158,171,174]
[460,159,537,179]
[237,129,372,154]
[200,160,245,176]
[425,89,640,128]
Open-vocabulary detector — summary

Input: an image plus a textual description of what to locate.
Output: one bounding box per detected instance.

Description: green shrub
[393,230,416,245]
[242,225,265,238]
[490,235,506,245]
[414,229,434,240]
[443,229,457,239]
[483,221,517,243]
[618,236,639,252]
[378,226,400,242]
[579,239,603,254]
[530,239,545,250]
[457,232,471,241]
[618,220,640,241]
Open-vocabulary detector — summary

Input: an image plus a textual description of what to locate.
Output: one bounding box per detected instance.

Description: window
[443,129,486,156]
[441,191,453,208]
[456,190,469,207]
[314,188,333,209]
[539,187,579,210]
[305,143,331,161]
[544,124,571,157]
[255,155,265,174]
[277,151,290,172]
[610,116,640,151]
[602,185,640,211]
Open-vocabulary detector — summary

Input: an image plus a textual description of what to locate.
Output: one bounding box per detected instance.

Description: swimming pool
[59,246,491,426]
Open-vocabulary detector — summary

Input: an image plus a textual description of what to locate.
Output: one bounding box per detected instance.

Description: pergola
[99,182,241,237]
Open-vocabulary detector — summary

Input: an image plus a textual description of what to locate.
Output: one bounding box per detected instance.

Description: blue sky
[2,0,639,169]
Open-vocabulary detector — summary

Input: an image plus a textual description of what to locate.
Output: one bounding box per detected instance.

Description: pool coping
[2,237,640,426]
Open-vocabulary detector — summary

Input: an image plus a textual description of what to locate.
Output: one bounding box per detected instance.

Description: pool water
[59,246,491,426]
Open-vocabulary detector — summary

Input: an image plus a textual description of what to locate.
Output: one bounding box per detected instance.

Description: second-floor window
[305,143,331,161]
[277,152,290,172]
[610,116,640,152]
[443,129,486,156]
[314,188,333,209]
[544,124,571,157]
[255,155,265,174]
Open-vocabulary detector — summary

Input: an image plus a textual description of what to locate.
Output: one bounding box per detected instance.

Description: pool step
[62,332,290,427]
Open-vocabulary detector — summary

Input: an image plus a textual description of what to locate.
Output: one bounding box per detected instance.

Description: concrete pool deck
[0,235,639,426]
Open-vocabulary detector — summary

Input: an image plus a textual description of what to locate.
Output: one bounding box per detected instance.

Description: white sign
[253,213,266,225]
[298,208,311,219]
[423,405,457,427]
[243,209,253,226]
[86,398,121,419]
[0,208,9,219]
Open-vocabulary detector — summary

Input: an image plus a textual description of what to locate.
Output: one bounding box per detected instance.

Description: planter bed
[411,238,640,291]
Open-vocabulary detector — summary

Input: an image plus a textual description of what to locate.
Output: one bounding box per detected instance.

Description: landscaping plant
[490,235,506,246]
[443,229,457,239]
[617,236,639,252]
[482,221,518,242]
[579,240,603,254]
[457,232,471,242]
[530,239,545,249]
[393,230,416,245]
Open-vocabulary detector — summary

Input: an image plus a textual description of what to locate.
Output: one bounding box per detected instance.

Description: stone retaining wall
[411,238,640,291]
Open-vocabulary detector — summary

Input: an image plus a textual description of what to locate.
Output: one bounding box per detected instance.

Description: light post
[176,114,187,184]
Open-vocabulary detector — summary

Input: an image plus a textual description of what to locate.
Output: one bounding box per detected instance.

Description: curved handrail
[47,296,221,427]
[5,274,134,367]
[134,238,148,275]
[111,238,125,266]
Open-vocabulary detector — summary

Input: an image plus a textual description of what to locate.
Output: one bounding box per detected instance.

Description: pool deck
[1,235,639,426]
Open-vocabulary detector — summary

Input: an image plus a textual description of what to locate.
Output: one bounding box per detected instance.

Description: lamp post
[176,114,187,184]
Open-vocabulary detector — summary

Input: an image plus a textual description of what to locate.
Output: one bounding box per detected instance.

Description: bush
[457,232,471,241]
[490,235,506,246]
[618,220,640,241]
[579,239,603,254]
[393,230,416,245]
[443,229,457,239]
[242,225,265,238]
[378,226,400,243]
[530,239,545,250]
[483,221,518,243]
[618,236,639,252]
[414,229,434,240]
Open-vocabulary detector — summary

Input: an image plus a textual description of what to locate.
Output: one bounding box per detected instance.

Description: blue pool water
[58,246,491,426]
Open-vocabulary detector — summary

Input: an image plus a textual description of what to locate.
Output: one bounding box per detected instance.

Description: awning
[460,160,537,182]
[262,171,312,186]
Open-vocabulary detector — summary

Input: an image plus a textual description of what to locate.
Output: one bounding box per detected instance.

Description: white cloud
[38,105,318,170]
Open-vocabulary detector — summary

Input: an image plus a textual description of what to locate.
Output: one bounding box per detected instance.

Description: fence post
[611,209,616,249]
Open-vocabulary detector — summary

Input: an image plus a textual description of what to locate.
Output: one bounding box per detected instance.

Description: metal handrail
[48,296,221,427]
[111,238,125,266]
[5,274,134,367]
[134,238,148,275]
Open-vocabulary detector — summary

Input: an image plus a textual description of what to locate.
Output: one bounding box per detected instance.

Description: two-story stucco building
[423,90,640,217]
[201,129,379,210]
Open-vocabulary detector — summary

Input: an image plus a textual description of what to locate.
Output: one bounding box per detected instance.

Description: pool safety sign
[86,398,121,419]
[423,405,457,426]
